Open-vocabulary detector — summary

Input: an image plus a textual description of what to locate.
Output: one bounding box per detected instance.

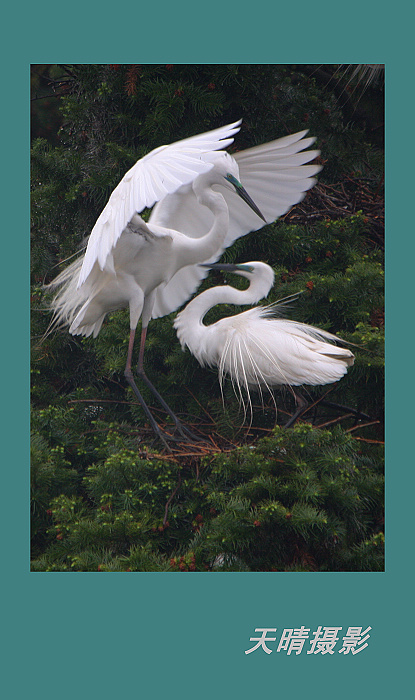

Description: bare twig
[351,436,384,445]
[345,420,381,433]
[163,474,182,526]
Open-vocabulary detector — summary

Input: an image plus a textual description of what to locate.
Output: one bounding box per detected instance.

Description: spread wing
[77,120,242,288]
[151,130,321,318]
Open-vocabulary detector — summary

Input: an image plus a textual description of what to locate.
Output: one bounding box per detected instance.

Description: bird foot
[171,422,206,443]
[147,422,208,452]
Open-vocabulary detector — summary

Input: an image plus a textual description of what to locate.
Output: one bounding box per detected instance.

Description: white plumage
[47,121,321,442]
[174,262,354,423]
[77,121,243,288]
[49,121,320,340]
[150,130,320,319]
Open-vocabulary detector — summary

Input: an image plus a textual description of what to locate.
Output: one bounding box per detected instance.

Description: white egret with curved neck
[174,262,354,427]
[48,121,321,445]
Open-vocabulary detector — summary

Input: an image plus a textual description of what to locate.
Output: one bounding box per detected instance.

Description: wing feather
[151,130,320,318]
[77,120,242,287]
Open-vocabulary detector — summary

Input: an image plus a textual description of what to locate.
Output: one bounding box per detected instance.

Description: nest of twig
[282,176,384,249]
[132,399,383,462]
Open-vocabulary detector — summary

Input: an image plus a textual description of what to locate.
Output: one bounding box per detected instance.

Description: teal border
[5,2,412,697]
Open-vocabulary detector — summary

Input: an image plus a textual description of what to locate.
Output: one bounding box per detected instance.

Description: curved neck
[178,275,271,327]
[173,182,229,266]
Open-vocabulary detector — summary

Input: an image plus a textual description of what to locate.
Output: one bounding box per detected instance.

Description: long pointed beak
[199,262,252,272]
[235,184,266,222]
[225,174,266,222]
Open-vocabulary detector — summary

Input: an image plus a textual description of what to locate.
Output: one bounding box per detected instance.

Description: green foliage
[30,425,383,572]
[200,425,384,571]
[31,64,384,572]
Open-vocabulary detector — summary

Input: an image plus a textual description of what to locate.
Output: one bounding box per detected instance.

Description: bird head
[223,173,266,222]
[200,261,275,299]
[203,151,266,222]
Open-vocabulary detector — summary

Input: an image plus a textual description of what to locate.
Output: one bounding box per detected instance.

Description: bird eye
[225,173,240,188]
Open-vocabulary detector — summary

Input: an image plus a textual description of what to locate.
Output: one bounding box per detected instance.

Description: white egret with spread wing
[48,121,321,444]
[174,262,354,427]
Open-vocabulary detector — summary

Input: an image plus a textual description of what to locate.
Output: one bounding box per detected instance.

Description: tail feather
[45,255,108,338]
[45,257,85,332]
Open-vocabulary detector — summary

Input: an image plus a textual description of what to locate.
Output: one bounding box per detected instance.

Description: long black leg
[136,327,204,442]
[318,400,372,421]
[124,329,181,451]
[283,392,375,429]
[124,369,176,451]
[284,390,309,428]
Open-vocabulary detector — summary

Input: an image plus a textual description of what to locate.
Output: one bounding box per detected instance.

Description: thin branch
[163,474,182,526]
[345,420,381,433]
[351,436,384,445]
[31,93,65,102]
